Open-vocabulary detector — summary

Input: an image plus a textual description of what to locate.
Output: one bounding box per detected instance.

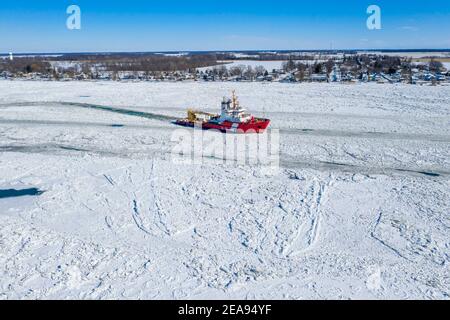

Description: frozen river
[0,80,449,299]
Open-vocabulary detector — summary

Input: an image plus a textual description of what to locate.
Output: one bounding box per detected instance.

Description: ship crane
[187,109,216,122]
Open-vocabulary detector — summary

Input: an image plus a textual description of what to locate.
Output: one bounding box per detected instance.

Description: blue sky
[0,0,449,53]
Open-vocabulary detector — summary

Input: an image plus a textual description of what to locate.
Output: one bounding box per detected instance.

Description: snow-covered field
[361,51,450,58]
[198,60,286,72]
[0,80,449,300]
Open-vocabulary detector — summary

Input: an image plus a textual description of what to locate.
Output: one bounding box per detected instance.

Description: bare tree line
[0,54,219,76]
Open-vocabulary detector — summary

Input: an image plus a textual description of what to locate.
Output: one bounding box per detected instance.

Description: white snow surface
[0,80,449,300]
[198,60,286,72]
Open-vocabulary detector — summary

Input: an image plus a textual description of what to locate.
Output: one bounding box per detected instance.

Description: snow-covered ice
[0,81,449,300]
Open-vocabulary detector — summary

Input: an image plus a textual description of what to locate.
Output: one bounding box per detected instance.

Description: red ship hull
[175,118,271,133]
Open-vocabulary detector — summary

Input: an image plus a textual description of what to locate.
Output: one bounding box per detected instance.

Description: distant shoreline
[2,49,450,57]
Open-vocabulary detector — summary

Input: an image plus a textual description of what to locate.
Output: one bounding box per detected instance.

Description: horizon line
[2,48,450,56]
